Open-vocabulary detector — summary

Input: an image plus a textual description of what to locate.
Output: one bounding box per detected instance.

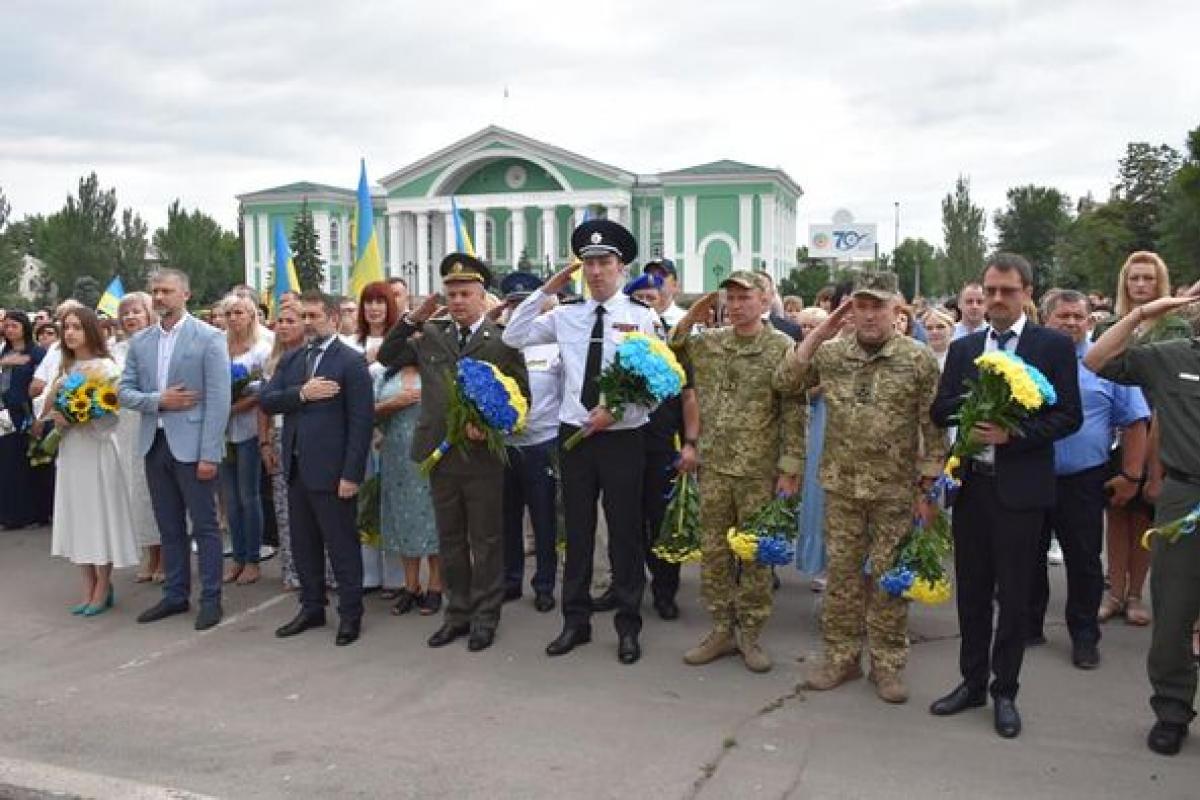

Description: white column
[444,211,458,256]
[606,204,622,225]
[682,195,700,293]
[473,208,488,261]
[662,197,676,260]
[387,214,401,278]
[637,202,650,259]
[510,207,526,268]
[256,214,270,270]
[540,206,556,270]
[572,205,587,231]
[738,194,753,269]
[415,212,430,297]
[760,193,777,273]
[243,214,257,287]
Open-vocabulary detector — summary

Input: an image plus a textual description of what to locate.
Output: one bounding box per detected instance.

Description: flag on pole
[97,276,124,317]
[271,219,301,316]
[450,197,475,256]
[576,207,590,298]
[349,159,384,300]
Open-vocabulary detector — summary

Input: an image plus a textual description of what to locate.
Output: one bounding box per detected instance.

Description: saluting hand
[408,293,443,326]
[542,261,582,296]
[1134,288,1200,322]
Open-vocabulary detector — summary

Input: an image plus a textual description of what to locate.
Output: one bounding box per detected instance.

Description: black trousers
[560,424,645,636]
[1029,465,1107,645]
[643,447,681,602]
[952,472,1046,699]
[287,478,364,623]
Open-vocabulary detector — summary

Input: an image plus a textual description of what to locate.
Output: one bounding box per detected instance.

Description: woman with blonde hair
[1099,251,1191,627]
[112,292,162,581]
[219,293,272,585]
[922,307,955,371]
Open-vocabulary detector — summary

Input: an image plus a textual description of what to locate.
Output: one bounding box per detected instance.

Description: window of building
[330,220,340,263]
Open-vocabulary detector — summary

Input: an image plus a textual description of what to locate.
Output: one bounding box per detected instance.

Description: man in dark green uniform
[1085,284,1200,756]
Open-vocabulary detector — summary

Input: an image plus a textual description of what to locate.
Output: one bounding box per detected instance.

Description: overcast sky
[2,0,1197,254]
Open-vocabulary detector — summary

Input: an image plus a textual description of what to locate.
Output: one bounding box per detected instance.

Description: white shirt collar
[158,312,190,336]
[587,292,626,315]
[988,313,1027,342]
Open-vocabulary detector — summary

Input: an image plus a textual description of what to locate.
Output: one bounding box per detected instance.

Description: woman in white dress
[111,292,161,582]
[44,306,137,616]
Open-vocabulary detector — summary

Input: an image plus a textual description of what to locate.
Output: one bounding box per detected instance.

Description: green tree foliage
[0,185,20,305]
[941,175,987,290]
[1157,126,1200,285]
[289,200,325,291]
[892,237,940,300]
[117,207,149,289]
[37,173,122,297]
[993,185,1072,294]
[1112,142,1182,250]
[152,200,244,305]
[1055,198,1135,293]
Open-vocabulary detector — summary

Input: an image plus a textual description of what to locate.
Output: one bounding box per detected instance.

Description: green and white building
[237,126,802,297]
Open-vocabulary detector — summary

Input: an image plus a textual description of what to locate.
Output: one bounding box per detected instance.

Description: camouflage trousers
[700,472,775,638]
[822,490,911,674]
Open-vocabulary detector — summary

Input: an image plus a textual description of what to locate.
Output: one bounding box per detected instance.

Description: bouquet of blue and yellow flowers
[230,362,262,401]
[727,493,800,566]
[1141,501,1200,550]
[563,332,685,450]
[879,499,954,605]
[29,366,120,461]
[420,357,527,475]
[942,350,1057,485]
[651,470,702,564]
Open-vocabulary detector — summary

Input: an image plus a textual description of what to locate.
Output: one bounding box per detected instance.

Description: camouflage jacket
[670,325,804,479]
[774,332,946,501]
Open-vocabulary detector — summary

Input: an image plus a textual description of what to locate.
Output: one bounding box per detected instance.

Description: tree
[892,237,939,300]
[0,185,19,305]
[941,175,987,291]
[289,199,325,291]
[1055,201,1135,292]
[152,200,244,305]
[993,185,1072,294]
[1112,142,1182,250]
[1158,125,1200,285]
[37,173,121,295]
[117,207,149,289]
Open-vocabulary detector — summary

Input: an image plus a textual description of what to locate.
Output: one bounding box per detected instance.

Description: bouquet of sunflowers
[29,366,120,462]
[651,470,701,564]
[878,498,954,605]
[727,493,800,566]
[420,357,527,475]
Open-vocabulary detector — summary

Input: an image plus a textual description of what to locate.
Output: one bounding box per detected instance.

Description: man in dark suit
[377,253,529,653]
[261,290,374,647]
[930,254,1082,738]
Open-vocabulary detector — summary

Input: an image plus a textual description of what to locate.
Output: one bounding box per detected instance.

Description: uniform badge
[590,231,603,245]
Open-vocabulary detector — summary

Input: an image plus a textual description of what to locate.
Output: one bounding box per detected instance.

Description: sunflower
[68,397,91,420]
[80,380,102,399]
[97,388,119,413]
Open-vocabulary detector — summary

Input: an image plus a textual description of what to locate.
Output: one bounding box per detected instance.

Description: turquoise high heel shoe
[81,603,109,617]
[81,586,115,617]
[70,603,90,615]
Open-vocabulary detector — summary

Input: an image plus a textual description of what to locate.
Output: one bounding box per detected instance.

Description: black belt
[1165,467,1200,487]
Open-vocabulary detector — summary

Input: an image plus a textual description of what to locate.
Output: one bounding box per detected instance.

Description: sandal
[134,572,153,583]
[418,590,443,616]
[152,572,165,584]
[1125,596,1151,626]
[1097,593,1124,622]
[223,564,244,584]
[379,588,403,601]
[390,588,421,616]
[236,564,261,585]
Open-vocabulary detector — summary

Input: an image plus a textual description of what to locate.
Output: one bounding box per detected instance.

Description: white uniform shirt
[503,287,662,429]
[508,342,562,447]
[31,342,62,416]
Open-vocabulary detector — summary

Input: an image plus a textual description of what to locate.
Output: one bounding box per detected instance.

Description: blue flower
[1025,363,1057,405]
[880,566,916,597]
[64,373,85,391]
[755,535,795,565]
[230,363,250,382]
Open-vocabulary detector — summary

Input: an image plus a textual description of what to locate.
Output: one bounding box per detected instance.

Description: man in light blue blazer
[119,268,231,630]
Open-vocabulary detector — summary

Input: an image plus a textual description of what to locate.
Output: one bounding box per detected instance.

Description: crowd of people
[1,219,1199,757]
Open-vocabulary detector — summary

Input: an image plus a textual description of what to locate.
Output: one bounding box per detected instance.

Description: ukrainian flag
[450,197,475,257]
[97,276,124,317]
[350,159,384,299]
[272,220,301,315]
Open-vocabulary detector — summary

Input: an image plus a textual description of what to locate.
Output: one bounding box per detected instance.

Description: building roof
[236,181,360,204]
[661,159,776,177]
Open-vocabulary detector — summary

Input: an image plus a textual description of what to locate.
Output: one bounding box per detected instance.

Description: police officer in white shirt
[503,219,662,664]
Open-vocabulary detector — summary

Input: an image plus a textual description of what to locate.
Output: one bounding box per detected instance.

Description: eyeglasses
[982,286,1023,297]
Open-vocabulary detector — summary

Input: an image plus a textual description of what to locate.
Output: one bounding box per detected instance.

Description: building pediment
[381,125,637,198]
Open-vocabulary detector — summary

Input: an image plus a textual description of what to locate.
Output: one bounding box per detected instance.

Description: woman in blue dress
[795,308,830,590]
[375,363,442,616]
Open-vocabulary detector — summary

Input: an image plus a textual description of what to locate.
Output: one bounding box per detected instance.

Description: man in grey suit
[119,268,231,630]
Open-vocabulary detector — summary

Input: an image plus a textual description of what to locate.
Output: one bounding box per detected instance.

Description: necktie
[304,343,322,378]
[458,325,472,350]
[990,329,1016,351]
[580,305,606,410]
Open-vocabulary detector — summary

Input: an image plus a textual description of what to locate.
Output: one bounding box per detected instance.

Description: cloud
[1,0,1198,263]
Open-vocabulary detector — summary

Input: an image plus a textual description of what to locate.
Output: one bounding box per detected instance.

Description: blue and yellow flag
[450,197,475,257]
[350,159,384,300]
[97,276,124,317]
[272,220,301,316]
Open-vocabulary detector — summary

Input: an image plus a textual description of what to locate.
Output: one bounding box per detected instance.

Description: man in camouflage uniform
[669,271,804,673]
[775,272,946,702]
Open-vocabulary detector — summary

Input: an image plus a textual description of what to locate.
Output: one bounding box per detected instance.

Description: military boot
[683,629,738,665]
[869,669,909,704]
[738,634,773,673]
[801,659,863,691]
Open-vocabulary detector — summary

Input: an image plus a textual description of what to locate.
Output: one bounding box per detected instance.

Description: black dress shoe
[1072,641,1100,670]
[427,623,470,648]
[617,633,641,664]
[533,592,556,613]
[275,610,327,637]
[335,620,361,646]
[137,600,189,624]
[994,697,1022,738]
[1026,633,1048,646]
[654,597,680,621]
[546,626,592,656]
[930,683,988,716]
[503,585,523,603]
[591,589,617,612]
[1147,721,1189,756]
[194,603,223,631]
[467,627,495,652]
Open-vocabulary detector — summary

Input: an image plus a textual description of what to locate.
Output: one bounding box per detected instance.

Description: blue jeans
[503,439,559,595]
[220,438,264,565]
